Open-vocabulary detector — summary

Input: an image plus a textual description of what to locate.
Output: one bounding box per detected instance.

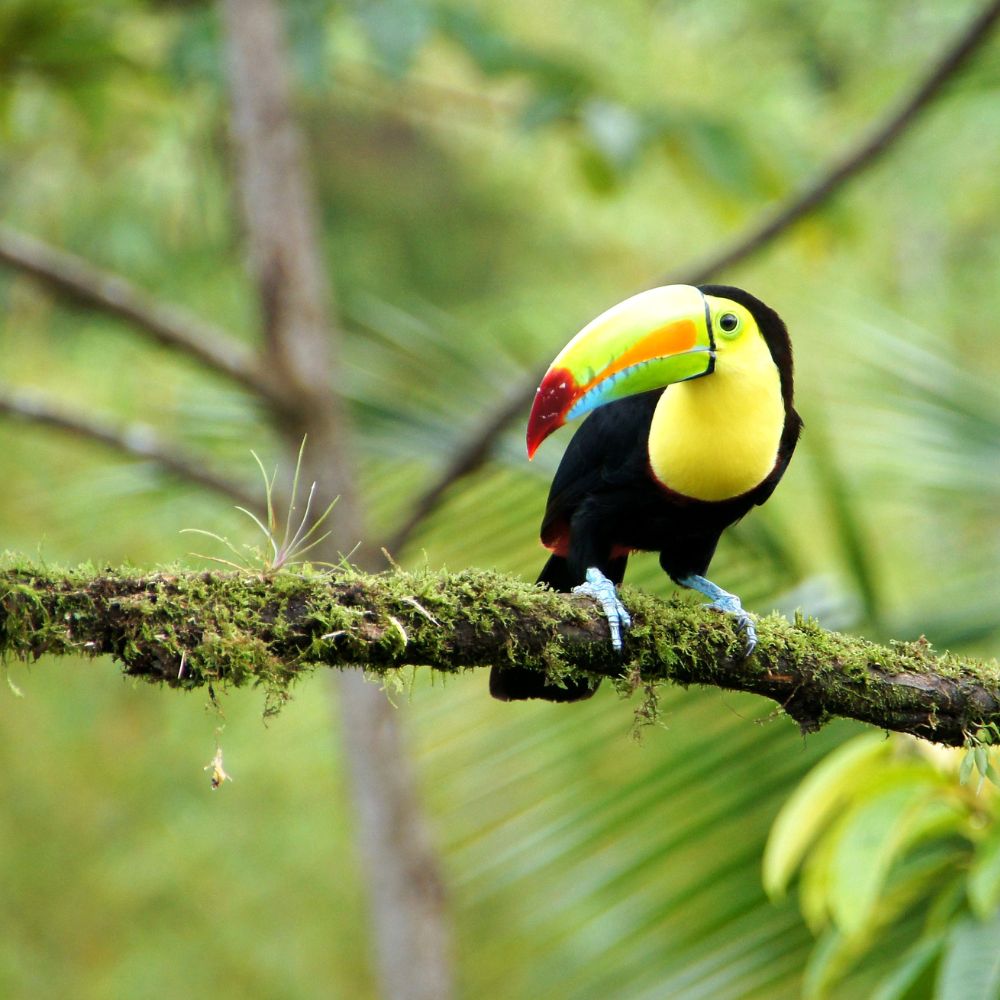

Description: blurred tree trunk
[219,2,454,998]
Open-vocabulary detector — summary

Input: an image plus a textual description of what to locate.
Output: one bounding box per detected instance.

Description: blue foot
[573,567,632,652]
[678,574,757,655]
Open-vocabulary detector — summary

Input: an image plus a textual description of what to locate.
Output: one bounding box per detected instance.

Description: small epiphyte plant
[961,723,1000,793]
[183,437,338,576]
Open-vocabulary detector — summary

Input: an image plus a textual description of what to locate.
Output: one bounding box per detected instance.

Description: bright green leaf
[968,829,1000,920]
[799,815,841,933]
[763,732,888,899]
[936,912,1000,1000]
[828,778,936,937]
[437,5,587,91]
[519,91,575,130]
[577,147,619,194]
[802,925,862,1000]
[961,750,976,786]
[354,0,433,78]
[870,933,944,1000]
[676,116,764,200]
[580,98,644,173]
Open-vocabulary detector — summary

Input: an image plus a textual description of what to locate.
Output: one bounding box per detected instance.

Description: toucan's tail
[488,555,599,702]
[489,662,598,702]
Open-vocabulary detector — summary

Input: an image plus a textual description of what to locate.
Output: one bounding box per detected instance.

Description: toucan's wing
[540,390,659,550]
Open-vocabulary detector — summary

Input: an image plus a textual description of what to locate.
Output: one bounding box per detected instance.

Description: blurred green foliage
[766,733,1000,999]
[2,0,1000,997]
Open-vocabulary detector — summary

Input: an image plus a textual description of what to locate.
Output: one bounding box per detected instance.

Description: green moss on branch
[1,558,998,745]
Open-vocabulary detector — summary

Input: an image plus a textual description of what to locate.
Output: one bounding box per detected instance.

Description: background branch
[3,563,997,748]
[666,0,1000,286]
[0,224,284,405]
[0,383,258,509]
[383,387,529,555]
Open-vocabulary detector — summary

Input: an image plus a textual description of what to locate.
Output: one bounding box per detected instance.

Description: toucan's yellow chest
[648,336,785,502]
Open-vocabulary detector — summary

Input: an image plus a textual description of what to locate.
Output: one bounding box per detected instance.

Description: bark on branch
[3,562,998,747]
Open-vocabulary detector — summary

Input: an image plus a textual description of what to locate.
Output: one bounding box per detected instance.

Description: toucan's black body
[489,286,801,702]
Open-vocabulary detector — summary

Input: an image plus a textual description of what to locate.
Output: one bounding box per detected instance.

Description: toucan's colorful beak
[527,285,716,458]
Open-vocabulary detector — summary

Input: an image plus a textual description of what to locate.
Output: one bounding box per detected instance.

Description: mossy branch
[1,561,998,746]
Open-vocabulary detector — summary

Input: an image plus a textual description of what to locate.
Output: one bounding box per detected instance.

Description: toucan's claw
[679,574,757,658]
[574,567,631,652]
[707,602,757,655]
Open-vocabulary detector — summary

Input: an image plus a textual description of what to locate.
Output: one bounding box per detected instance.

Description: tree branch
[0,383,260,509]
[3,563,998,748]
[0,224,286,406]
[387,0,1000,553]
[383,386,529,554]
[666,0,1000,286]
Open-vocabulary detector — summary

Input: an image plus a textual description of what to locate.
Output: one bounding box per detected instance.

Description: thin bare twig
[0,383,259,510]
[387,0,1000,555]
[0,224,285,406]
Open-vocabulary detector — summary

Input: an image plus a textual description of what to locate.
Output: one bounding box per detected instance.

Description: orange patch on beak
[579,319,698,393]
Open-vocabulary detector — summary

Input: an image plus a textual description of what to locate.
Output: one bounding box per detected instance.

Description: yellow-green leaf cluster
[766,733,1000,998]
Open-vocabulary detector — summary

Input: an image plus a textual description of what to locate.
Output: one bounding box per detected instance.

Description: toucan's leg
[677,574,757,654]
[573,567,632,652]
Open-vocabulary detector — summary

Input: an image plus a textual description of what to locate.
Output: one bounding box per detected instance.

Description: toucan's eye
[718,312,741,336]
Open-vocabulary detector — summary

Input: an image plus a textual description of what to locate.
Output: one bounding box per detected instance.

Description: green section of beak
[565,342,713,421]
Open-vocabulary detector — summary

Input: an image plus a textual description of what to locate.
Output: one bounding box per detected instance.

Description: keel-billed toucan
[490,284,800,702]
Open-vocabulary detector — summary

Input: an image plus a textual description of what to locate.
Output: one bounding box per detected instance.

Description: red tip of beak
[526,366,578,458]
